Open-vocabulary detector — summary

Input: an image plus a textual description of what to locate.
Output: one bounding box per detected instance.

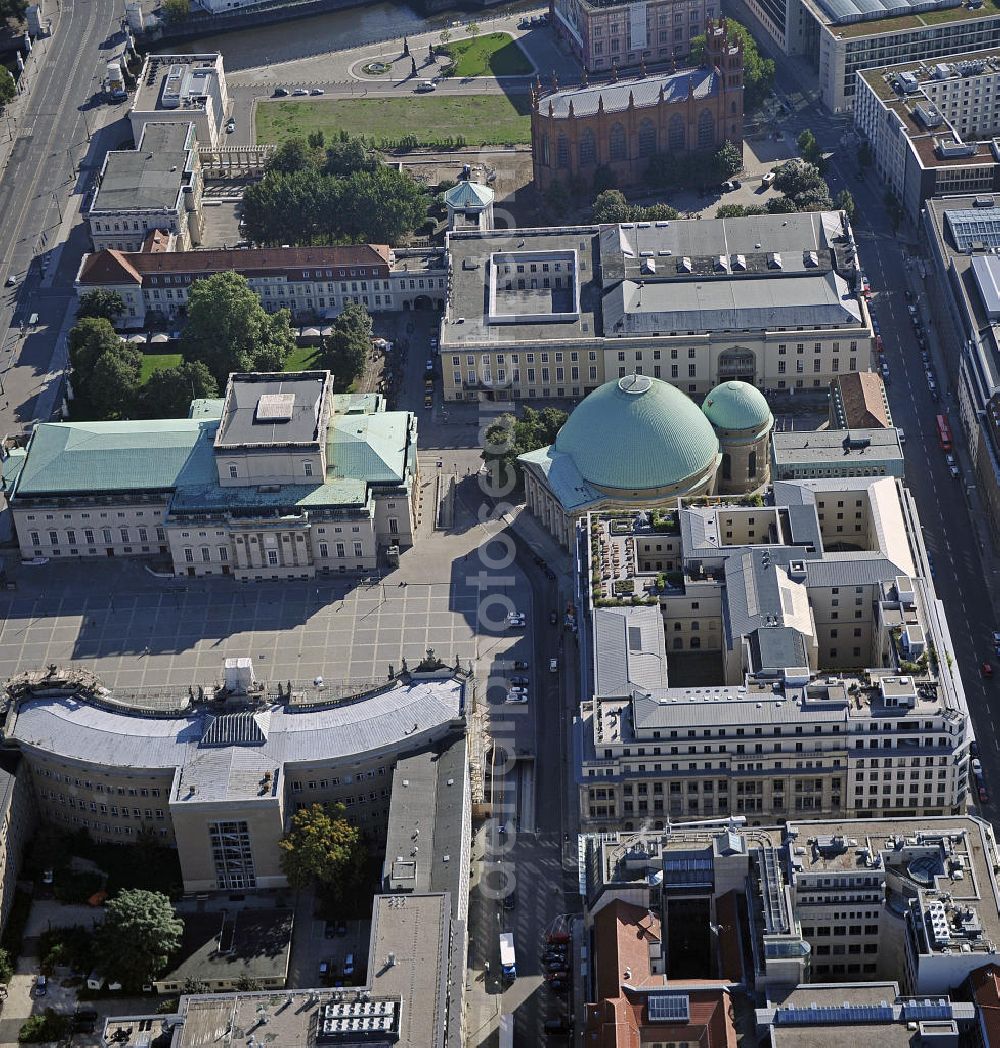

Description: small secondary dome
[443,181,494,209]
[554,375,720,493]
[702,381,772,434]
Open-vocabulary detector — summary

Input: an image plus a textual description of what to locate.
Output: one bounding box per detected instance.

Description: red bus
[936,414,953,452]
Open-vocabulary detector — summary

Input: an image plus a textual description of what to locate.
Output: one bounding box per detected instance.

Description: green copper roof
[553,375,720,491]
[702,381,773,434]
[444,181,494,209]
[14,419,215,497]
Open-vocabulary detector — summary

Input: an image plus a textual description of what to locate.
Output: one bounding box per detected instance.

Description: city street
[0,0,124,436]
[763,61,1000,821]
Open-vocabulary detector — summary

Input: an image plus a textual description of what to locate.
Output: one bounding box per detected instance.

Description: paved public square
[0,526,527,694]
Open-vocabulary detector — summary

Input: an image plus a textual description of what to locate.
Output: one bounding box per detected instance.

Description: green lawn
[285,344,323,371]
[256,94,531,148]
[139,346,182,383]
[444,32,533,77]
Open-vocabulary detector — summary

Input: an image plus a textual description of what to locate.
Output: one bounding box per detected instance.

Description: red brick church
[531,18,744,191]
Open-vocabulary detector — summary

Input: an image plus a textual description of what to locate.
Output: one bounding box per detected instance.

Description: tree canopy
[691,18,774,108]
[278,803,368,898]
[771,160,833,212]
[322,302,371,391]
[0,68,15,108]
[77,289,125,323]
[179,271,296,385]
[94,890,183,989]
[591,189,680,224]
[139,360,218,418]
[243,134,427,247]
[482,407,568,493]
[68,317,143,420]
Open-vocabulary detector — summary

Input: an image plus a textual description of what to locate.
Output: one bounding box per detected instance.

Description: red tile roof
[833,371,892,429]
[970,963,1000,1047]
[585,900,738,1048]
[78,249,143,286]
[77,244,394,286]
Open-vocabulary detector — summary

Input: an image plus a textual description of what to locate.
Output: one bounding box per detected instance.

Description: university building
[441,210,873,403]
[531,20,744,191]
[7,371,418,580]
[75,244,447,329]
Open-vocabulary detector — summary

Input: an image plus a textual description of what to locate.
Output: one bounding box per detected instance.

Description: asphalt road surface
[0,0,123,434]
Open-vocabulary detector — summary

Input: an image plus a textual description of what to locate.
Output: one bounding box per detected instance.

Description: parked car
[34,975,46,997]
[547,978,570,994]
[324,921,337,939]
[518,16,531,27]
[225,117,236,133]
[510,675,529,685]
[337,920,348,936]
[506,612,526,628]
[425,359,434,371]
[293,88,309,96]
[505,692,528,705]
[310,88,325,95]
[4,275,15,287]
[945,454,960,478]
[513,660,529,670]
[897,428,905,445]
[973,758,984,780]
[429,336,439,349]
[907,304,918,317]
[273,87,289,96]
[992,630,1000,658]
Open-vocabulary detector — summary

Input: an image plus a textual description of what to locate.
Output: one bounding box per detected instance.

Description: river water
[157,2,473,70]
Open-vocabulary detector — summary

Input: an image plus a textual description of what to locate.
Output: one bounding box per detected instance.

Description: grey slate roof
[602,272,861,336]
[544,68,718,119]
[10,677,465,776]
[593,605,668,696]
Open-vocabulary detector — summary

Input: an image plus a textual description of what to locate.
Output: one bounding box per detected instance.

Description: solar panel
[647,994,690,1023]
[255,392,295,421]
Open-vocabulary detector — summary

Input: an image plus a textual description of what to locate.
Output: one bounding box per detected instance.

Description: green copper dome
[554,375,720,492]
[702,381,772,433]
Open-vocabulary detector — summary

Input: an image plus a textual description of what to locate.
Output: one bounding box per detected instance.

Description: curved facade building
[3,662,468,892]
[701,380,774,494]
[531,19,744,191]
[520,374,723,545]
